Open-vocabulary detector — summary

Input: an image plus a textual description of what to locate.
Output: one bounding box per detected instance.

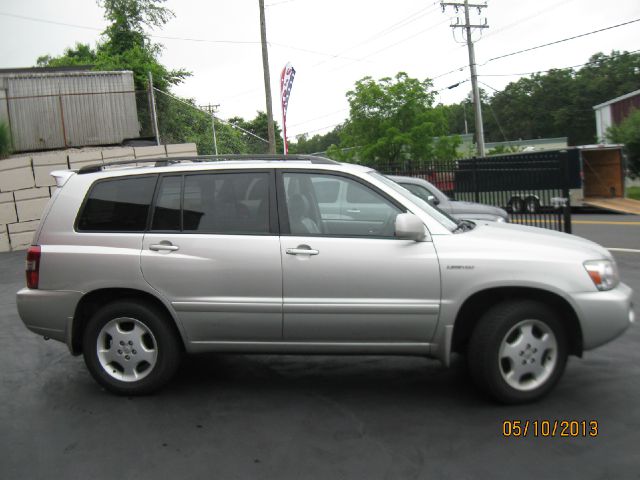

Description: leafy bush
[0,121,11,158]
[607,109,640,178]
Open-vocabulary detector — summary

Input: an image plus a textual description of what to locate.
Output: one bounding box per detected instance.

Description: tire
[510,197,524,214]
[468,300,568,404]
[82,300,182,395]
[525,197,540,213]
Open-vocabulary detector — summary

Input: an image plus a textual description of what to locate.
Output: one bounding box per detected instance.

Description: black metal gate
[381,150,578,233]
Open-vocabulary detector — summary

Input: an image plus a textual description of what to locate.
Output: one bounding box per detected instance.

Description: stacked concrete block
[68,150,104,170]
[32,152,69,187]
[0,192,17,225]
[14,187,51,222]
[102,146,135,164]
[166,143,198,158]
[0,224,9,252]
[0,156,35,192]
[8,220,40,250]
[0,143,194,251]
[134,145,167,159]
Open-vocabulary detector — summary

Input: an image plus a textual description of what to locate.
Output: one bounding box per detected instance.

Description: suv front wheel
[82,300,182,395]
[468,300,568,404]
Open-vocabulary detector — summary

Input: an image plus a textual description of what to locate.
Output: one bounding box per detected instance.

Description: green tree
[289,125,343,154]
[464,51,640,146]
[36,0,189,91]
[607,109,640,178]
[229,112,283,154]
[335,72,459,168]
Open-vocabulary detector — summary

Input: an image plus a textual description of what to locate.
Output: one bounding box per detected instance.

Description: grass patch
[628,186,640,201]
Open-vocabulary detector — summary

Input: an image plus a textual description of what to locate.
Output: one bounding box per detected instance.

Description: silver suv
[16,155,634,403]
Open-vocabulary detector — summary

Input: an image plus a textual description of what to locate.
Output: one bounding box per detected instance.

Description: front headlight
[584,259,619,291]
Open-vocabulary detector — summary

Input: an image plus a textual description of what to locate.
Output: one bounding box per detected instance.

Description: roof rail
[76,154,338,174]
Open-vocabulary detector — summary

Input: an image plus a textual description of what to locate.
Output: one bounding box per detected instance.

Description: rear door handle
[286,247,319,256]
[149,242,179,252]
[346,209,361,213]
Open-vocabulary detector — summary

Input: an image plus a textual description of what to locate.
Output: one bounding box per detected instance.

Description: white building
[593,89,640,142]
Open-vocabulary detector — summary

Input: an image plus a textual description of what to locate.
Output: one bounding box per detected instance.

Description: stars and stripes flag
[280,62,296,154]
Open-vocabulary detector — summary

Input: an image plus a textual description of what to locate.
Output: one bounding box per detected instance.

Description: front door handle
[346,209,361,214]
[286,246,319,256]
[149,242,179,252]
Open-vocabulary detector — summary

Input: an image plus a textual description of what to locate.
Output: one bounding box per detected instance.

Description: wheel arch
[71,288,186,355]
[451,286,583,357]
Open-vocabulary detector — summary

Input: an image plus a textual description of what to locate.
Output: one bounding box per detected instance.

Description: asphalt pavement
[1,215,639,480]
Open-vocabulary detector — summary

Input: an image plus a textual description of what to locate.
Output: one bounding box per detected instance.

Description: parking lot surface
[1,215,639,480]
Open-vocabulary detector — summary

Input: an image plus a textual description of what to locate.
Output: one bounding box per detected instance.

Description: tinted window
[78,176,156,232]
[183,172,270,234]
[152,176,181,231]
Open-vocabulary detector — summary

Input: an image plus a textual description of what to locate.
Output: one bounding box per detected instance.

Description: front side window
[78,176,156,232]
[284,172,401,237]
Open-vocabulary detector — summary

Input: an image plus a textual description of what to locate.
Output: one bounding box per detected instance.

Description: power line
[432,20,640,85]
[310,2,441,68]
[329,18,450,72]
[477,0,576,43]
[0,11,361,62]
[441,0,489,156]
[477,49,640,77]
[154,88,269,143]
[482,18,640,65]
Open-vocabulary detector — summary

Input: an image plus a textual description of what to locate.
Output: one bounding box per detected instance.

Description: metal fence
[381,151,574,233]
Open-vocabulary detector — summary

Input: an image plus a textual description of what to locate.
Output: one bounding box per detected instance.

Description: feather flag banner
[280,62,296,154]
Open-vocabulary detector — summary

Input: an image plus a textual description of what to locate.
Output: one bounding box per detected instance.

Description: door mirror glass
[427,195,440,205]
[395,213,426,241]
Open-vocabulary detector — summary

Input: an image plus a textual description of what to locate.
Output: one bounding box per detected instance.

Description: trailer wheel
[510,197,524,213]
[525,197,540,213]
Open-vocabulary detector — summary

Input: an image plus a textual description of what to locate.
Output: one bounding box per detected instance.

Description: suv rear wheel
[82,300,182,395]
[468,300,568,404]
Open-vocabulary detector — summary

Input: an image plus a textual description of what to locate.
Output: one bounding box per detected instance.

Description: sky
[0,0,638,142]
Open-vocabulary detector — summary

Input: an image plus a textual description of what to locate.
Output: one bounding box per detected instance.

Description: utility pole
[441,1,488,157]
[258,0,276,154]
[201,104,220,155]
[147,71,160,146]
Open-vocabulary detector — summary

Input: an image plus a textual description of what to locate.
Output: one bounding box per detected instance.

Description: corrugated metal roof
[0,71,140,152]
[592,89,640,110]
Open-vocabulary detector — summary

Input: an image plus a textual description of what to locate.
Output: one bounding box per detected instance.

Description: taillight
[26,245,41,289]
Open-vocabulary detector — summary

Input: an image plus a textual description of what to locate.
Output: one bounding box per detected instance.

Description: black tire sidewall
[82,300,181,395]
[469,300,568,404]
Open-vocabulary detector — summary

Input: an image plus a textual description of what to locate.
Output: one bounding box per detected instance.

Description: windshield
[369,172,459,231]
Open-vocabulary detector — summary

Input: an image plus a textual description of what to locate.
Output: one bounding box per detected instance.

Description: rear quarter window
[77,176,157,232]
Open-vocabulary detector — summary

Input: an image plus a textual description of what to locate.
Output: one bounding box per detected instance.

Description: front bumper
[570,282,634,350]
[16,288,83,350]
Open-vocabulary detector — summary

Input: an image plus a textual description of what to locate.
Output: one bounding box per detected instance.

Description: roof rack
[77,154,339,174]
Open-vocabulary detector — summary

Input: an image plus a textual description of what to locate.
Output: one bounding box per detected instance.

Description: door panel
[282,236,440,342]
[140,171,282,343]
[141,234,282,342]
[280,171,441,343]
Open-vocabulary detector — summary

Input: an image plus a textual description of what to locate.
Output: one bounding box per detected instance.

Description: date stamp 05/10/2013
[502,420,599,438]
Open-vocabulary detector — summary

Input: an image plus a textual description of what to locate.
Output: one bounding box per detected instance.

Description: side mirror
[395,213,426,241]
[427,195,440,205]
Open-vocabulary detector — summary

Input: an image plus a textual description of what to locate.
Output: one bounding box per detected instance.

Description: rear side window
[183,172,270,234]
[149,171,271,235]
[77,176,156,232]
